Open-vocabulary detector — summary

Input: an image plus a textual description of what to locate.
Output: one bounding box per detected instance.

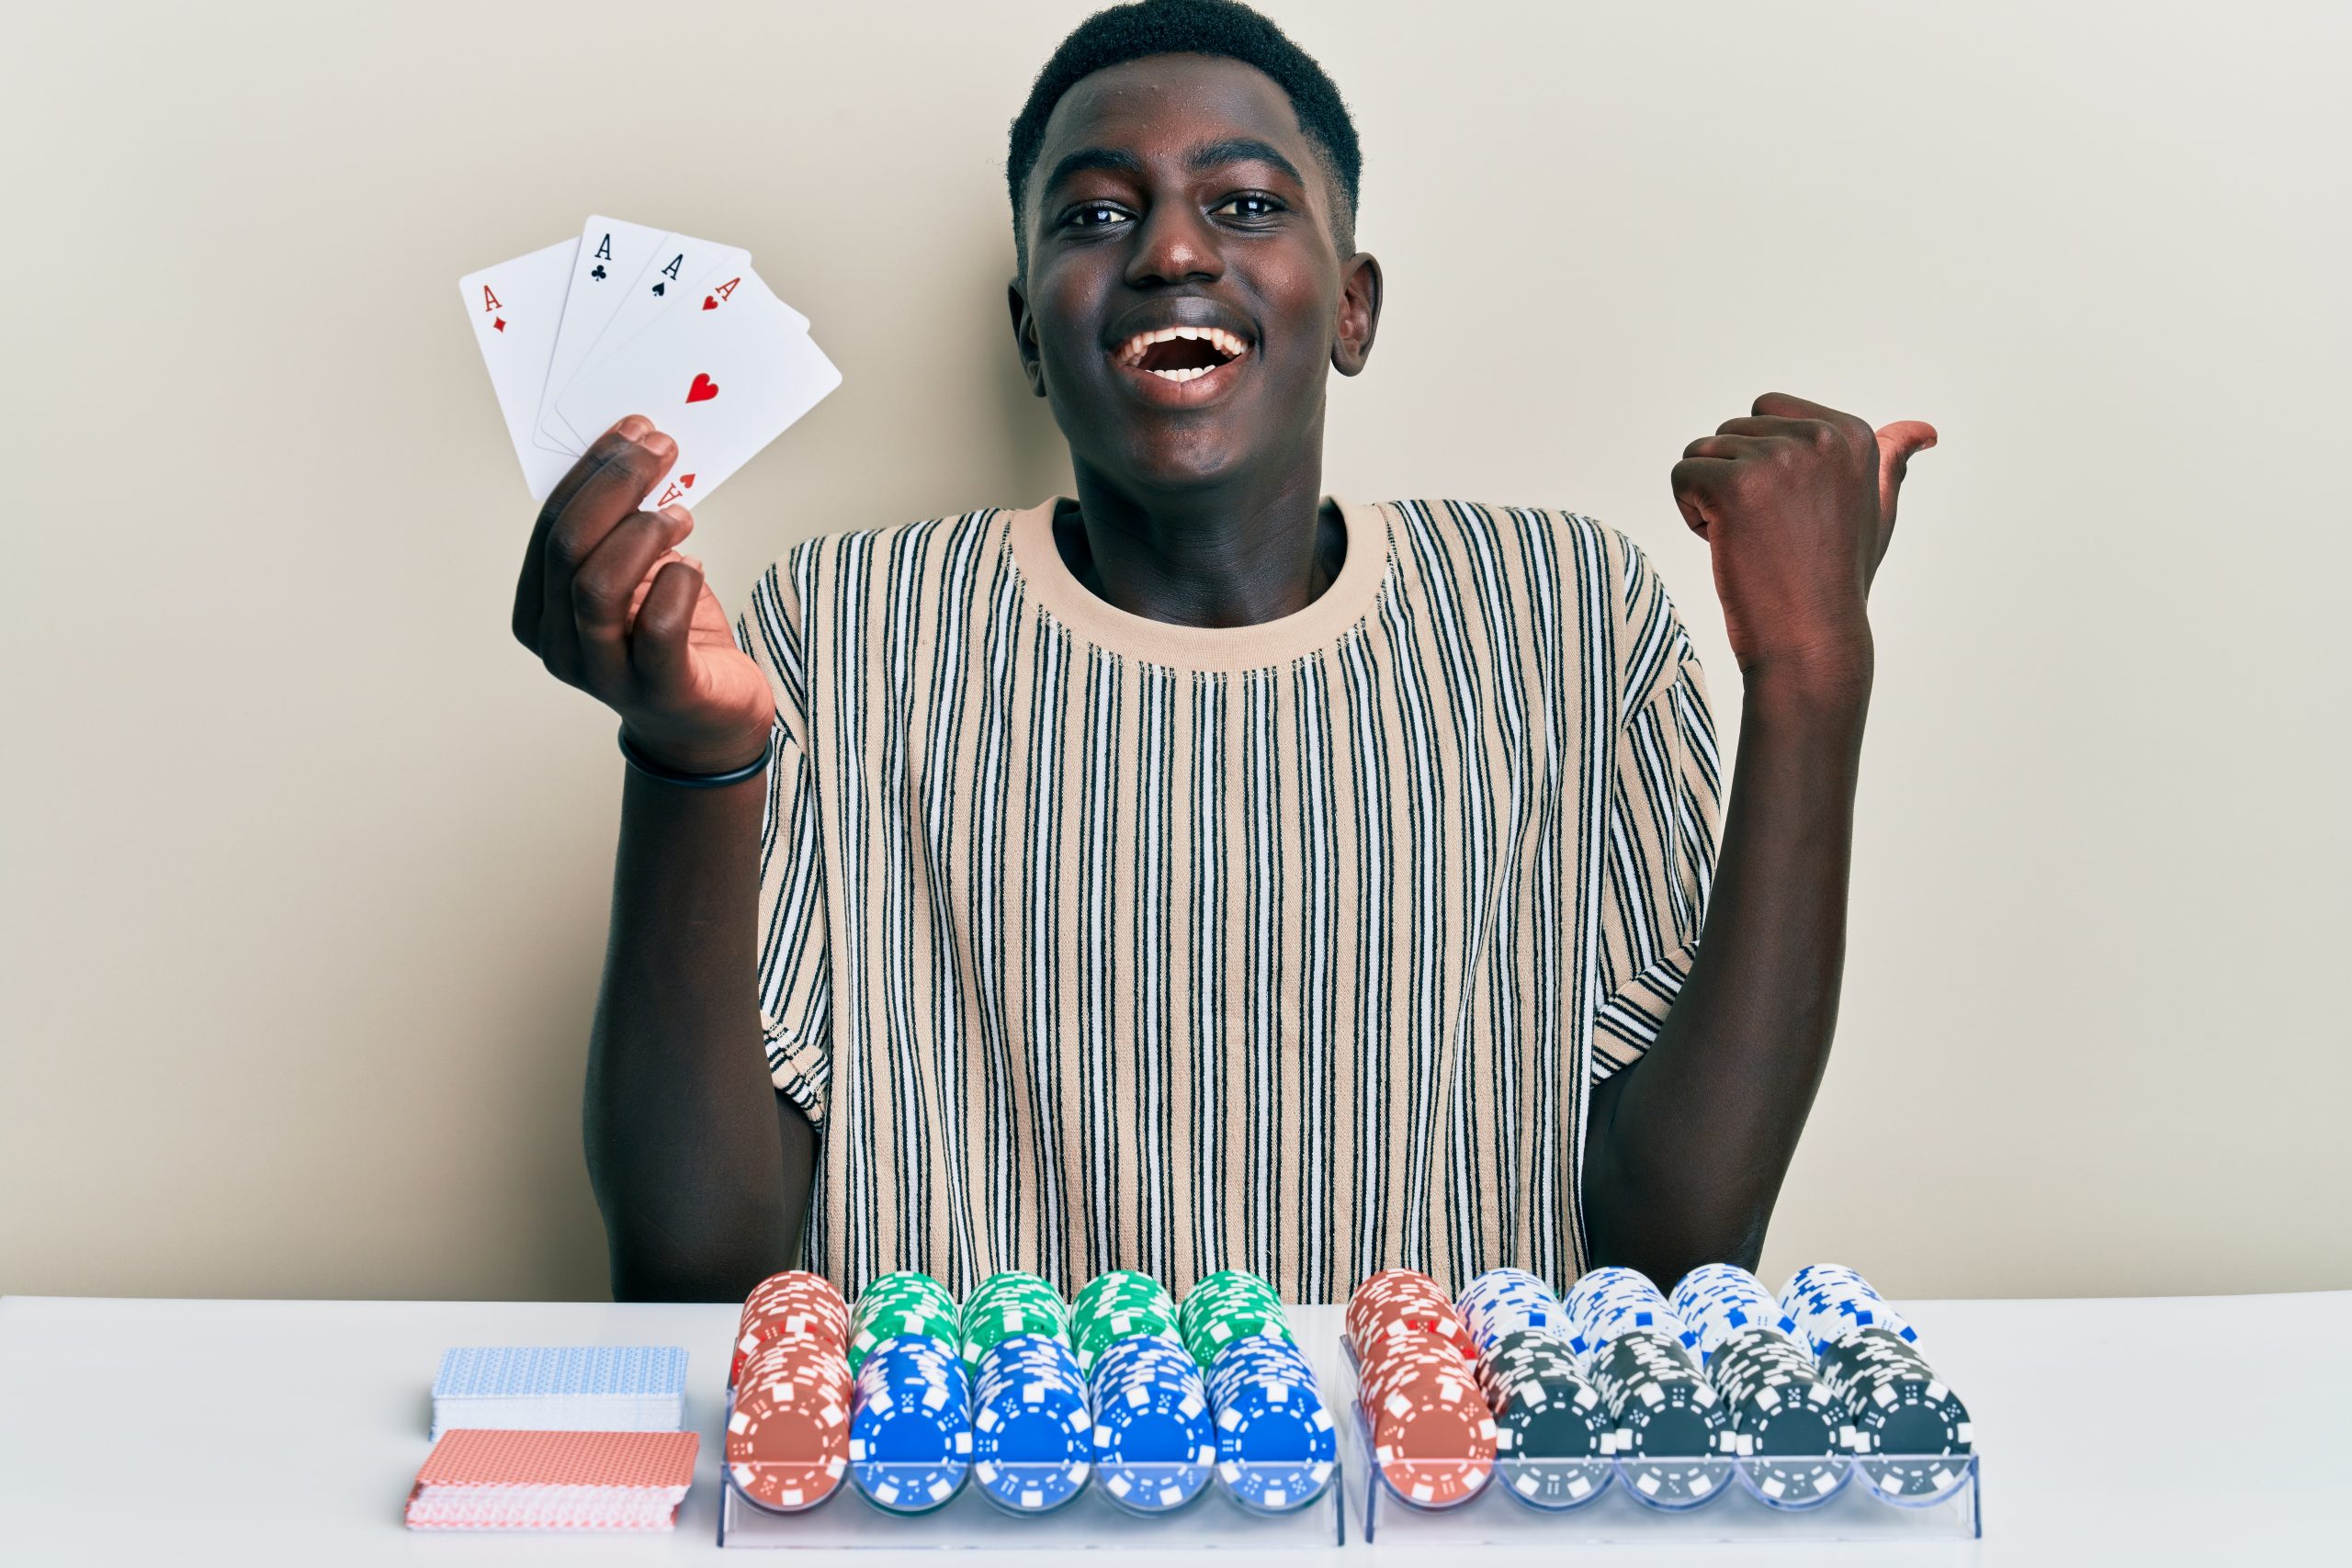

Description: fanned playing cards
[430,1344,688,1438]
[458,216,839,509]
[405,1428,699,1532]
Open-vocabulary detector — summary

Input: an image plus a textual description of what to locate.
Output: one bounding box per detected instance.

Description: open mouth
[1113,325,1250,384]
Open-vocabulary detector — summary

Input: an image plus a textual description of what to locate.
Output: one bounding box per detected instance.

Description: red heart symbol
[679,474,695,490]
[685,373,719,404]
[701,295,718,310]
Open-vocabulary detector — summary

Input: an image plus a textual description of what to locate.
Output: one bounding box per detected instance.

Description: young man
[510,0,1934,1303]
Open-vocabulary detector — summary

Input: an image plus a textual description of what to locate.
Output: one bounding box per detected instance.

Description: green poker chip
[1175,1270,1293,1365]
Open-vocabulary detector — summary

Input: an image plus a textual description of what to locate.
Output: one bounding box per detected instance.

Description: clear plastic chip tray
[1337,1336,1981,1544]
[717,1390,1344,1549]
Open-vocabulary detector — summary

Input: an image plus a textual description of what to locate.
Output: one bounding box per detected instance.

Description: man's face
[1011,52,1380,497]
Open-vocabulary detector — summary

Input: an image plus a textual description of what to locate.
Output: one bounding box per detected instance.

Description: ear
[1330,251,1384,377]
[1006,278,1047,399]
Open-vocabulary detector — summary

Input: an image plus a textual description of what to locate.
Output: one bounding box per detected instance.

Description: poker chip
[1178,1269,1298,1365]
[1583,1325,1736,1506]
[1204,1331,1338,1512]
[847,1271,962,1373]
[1563,1267,1699,1359]
[1456,1268,1575,1351]
[1345,1269,1478,1362]
[969,1332,1092,1513]
[1349,1272,1495,1509]
[1816,1326,1973,1499]
[1705,1324,1855,1504]
[1449,1269,1611,1510]
[731,1269,850,1387]
[1086,1330,1216,1514]
[1070,1269,1183,1374]
[846,1334,972,1514]
[727,1335,853,1511]
[1779,1263,1920,1356]
[961,1271,1074,1371]
[1669,1264,1800,1361]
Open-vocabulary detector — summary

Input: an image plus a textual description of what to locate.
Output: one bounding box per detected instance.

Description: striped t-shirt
[731,495,1721,1302]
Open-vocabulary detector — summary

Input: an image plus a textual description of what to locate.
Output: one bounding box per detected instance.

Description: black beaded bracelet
[617,726,769,789]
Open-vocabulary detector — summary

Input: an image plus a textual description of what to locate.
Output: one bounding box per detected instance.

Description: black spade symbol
[651,282,666,296]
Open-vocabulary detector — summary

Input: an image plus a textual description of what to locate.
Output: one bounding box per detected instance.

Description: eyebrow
[1040,137,1306,200]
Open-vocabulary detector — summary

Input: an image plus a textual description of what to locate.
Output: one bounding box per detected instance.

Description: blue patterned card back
[433,1345,687,1401]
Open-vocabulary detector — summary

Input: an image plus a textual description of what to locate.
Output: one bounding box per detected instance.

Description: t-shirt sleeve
[733,550,833,1125]
[1590,533,1723,1079]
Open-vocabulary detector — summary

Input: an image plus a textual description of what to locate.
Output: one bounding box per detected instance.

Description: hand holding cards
[458,216,838,507]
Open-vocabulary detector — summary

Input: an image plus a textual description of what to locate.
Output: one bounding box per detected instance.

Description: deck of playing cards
[458,216,839,509]
[404,1428,699,1531]
[431,1346,687,1439]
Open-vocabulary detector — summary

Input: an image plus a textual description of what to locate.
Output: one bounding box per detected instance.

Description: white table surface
[1,1291,2345,1564]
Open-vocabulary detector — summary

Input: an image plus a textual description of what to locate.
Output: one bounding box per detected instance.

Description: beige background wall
[3,0,2345,1303]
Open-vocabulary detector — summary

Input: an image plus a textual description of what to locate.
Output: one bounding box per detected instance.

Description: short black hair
[1006,0,1363,273]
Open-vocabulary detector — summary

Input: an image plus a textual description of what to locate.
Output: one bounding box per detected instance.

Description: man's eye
[1066,203,1130,229]
[1213,194,1284,220]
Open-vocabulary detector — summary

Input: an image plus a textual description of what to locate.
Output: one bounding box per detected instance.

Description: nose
[1123,199,1224,288]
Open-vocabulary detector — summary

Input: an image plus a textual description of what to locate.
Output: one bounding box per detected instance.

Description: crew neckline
[1005,494,1391,673]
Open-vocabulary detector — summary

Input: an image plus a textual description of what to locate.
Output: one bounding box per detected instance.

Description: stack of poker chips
[1455,1269,1610,1510]
[961,1270,1073,1368]
[1070,1272,1214,1514]
[1177,1270,1338,1512]
[848,1270,963,1371]
[1071,1269,1182,1371]
[1563,1269,1736,1504]
[1777,1264,1970,1495]
[1087,1332,1217,1513]
[1815,1331,1973,1495]
[846,1327,972,1513]
[726,1271,854,1511]
[964,1273,1094,1513]
[1671,1264,1853,1502]
[1346,1269,1498,1507]
[1780,1262,1920,1354]
[1175,1269,1293,1362]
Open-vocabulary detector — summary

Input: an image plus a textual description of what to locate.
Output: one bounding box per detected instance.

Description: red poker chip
[1366,1364,1498,1508]
[728,1345,852,1511]
[732,1272,850,1383]
[739,1271,848,1339]
[1346,1270,1445,1330]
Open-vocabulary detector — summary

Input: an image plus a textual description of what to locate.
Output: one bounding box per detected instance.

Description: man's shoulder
[1374,498,1666,603]
[741,505,1025,623]
[766,503,1022,578]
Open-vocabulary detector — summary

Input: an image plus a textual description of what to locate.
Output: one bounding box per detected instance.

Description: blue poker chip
[1091,1371,1216,1513]
[847,1338,973,1514]
[848,1382,972,1513]
[970,1338,1091,1514]
[1210,1375,1337,1511]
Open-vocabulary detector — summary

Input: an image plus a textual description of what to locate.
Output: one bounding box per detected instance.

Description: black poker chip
[1583,1328,1735,1506]
[1487,1364,1610,1509]
[1816,1328,1973,1498]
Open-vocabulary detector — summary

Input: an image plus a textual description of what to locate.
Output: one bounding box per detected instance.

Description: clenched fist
[1669,392,1937,698]
[511,415,777,775]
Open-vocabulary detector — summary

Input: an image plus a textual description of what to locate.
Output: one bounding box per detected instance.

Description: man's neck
[1058,464,1345,629]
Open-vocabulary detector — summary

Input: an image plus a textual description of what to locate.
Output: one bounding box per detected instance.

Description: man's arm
[1582,393,1937,1285]
[585,768,815,1303]
[510,415,817,1301]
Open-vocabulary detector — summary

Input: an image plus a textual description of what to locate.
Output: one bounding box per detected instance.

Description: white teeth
[1145,365,1215,382]
[1115,325,1250,366]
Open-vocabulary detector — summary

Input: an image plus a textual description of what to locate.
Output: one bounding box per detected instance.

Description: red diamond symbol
[492,316,506,333]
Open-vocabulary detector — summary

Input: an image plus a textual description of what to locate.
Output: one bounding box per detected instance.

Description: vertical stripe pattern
[731,497,1720,1298]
